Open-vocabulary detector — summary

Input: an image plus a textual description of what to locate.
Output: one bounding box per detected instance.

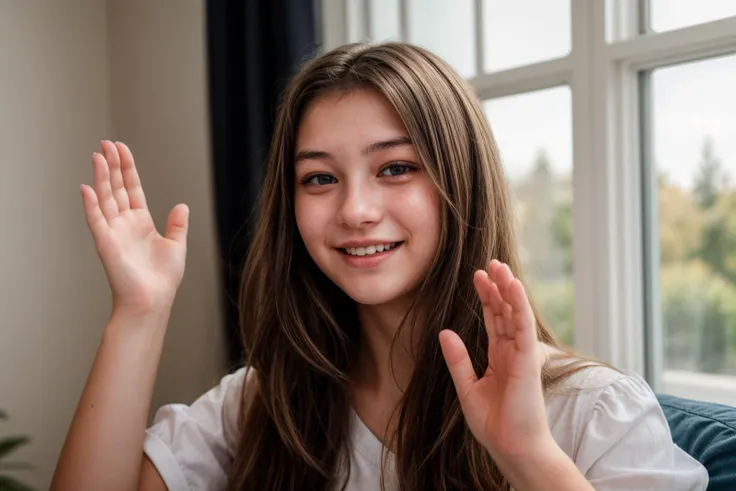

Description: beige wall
[0,1,226,488]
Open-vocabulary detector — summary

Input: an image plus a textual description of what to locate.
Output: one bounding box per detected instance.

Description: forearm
[50,309,170,491]
[495,439,594,491]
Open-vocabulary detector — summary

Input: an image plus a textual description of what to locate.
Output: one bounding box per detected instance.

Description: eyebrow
[294,136,413,164]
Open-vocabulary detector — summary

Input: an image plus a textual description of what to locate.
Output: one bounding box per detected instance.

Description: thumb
[439,330,478,401]
[165,204,189,245]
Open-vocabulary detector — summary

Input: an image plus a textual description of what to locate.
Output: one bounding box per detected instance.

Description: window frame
[318,0,736,403]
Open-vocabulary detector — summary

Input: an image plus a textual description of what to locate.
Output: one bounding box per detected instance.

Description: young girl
[51,42,708,490]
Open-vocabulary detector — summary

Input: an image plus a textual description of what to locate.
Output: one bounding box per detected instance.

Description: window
[644,53,736,404]
[321,0,736,405]
[484,87,574,345]
[482,0,571,72]
[406,0,476,78]
[368,0,400,41]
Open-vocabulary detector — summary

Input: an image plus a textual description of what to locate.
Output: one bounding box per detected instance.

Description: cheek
[393,181,441,246]
[295,194,331,250]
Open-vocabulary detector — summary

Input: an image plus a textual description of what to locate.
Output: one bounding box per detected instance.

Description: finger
[165,204,189,245]
[488,282,506,337]
[486,275,505,316]
[473,271,500,344]
[483,267,506,338]
[80,184,108,241]
[473,270,492,306]
[490,261,515,302]
[116,142,147,209]
[92,152,119,220]
[101,140,130,212]
[509,278,538,352]
[502,302,514,338]
[439,330,478,401]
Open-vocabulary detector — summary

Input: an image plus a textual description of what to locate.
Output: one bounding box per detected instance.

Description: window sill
[661,369,736,407]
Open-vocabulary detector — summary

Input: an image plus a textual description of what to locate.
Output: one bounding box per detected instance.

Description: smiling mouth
[340,241,403,257]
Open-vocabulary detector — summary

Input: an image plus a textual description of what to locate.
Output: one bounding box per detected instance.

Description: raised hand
[81,141,189,316]
[439,260,551,460]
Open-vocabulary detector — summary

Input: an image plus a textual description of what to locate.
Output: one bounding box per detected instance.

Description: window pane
[407,0,476,78]
[650,0,736,32]
[649,54,736,401]
[482,0,571,72]
[369,0,401,42]
[483,87,574,346]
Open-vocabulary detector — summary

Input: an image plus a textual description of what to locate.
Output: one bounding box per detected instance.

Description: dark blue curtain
[205,0,319,370]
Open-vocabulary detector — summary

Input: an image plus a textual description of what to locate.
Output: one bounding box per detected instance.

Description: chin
[332,278,411,306]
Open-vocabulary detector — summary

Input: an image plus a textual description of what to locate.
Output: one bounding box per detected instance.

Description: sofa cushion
[657,394,736,491]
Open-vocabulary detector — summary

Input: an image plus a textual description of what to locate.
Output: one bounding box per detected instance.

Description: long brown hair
[228,42,591,491]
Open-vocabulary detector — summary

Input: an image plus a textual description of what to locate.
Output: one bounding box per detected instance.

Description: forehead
[296,88,408,149]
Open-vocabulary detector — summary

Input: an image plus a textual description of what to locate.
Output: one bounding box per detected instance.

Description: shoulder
[544,361,653,435]
[542,350,708,490]
[543,358,636,451]
[143,367,258,491]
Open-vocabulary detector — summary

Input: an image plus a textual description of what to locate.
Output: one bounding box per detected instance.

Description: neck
[354,297,418,398]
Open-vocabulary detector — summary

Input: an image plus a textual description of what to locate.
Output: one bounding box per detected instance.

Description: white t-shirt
[143,364,709,491]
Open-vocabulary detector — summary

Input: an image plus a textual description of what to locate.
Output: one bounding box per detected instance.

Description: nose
[337,181,382,229]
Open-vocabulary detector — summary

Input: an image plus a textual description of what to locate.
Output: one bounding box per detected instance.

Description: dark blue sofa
[657,394,736,491]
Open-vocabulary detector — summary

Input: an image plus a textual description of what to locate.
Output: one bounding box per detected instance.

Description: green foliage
[655,138,736,374]
[0,437,30,460]
[659,261,736,374]
[527,278,574,347]
[512,136,736,374]
[0,410,35,491]
[551,199,572,276]
[693,137,723,210]
[0,475,35,491]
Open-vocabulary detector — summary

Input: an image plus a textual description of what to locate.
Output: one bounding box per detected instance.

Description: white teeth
[345,242,397,256]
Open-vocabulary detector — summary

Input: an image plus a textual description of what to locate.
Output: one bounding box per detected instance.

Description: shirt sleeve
[143,367,249,491]
[574,374,709,491]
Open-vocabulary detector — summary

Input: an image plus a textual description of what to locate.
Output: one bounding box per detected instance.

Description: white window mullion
[571,0,647,375]
[474,0,485,76]
[569,0,600,364]
[398,0,409,42]
[345,0,368,43]
[470,57,573,100]
[362,0,372,41]
[608,15,736,69]
[637,67,664,390]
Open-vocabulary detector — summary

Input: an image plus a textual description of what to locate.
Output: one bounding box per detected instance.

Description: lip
[335,239,401,249]
[336,242,403,268]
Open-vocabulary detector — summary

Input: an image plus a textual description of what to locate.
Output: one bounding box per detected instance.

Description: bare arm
[139,455,168,491]
[50,312,169,490]
[51,141,188,491]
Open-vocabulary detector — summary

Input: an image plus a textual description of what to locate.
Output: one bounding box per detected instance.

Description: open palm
[81,141,189,315]
[439,260,549,459]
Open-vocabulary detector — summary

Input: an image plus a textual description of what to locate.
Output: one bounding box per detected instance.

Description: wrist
[107,306,172,337]
[492,431,558,470]
[493,436,592,491]
[111,297,175,321]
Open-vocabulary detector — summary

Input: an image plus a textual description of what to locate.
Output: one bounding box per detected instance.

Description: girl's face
[294,88,440,307]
